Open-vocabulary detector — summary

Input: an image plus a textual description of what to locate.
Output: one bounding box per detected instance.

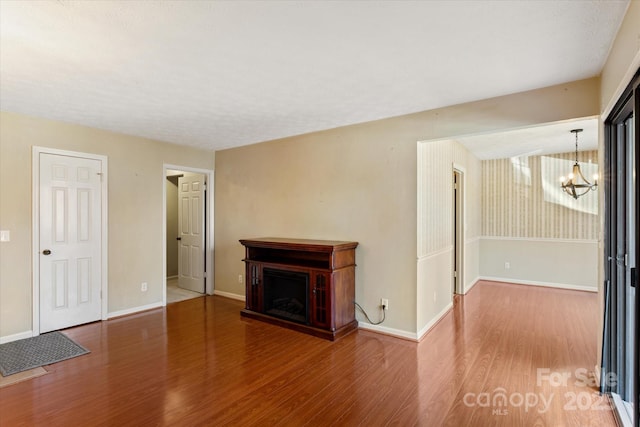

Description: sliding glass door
[603,68,639,427]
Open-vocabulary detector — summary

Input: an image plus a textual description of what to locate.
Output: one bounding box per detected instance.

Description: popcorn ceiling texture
[0,1,629,151]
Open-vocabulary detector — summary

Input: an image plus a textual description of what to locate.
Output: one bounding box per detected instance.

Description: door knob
[176,237,182,241]
[42,249,52,255]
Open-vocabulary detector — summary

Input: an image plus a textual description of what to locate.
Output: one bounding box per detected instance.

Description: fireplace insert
[263,268,309,324]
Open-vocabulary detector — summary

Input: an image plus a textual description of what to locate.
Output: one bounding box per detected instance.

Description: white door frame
[32,146,109,336]
[453,163,466,295]
[163,164,214,305]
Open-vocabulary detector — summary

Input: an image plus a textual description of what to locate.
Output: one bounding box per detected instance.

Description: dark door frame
[602,67,639,427]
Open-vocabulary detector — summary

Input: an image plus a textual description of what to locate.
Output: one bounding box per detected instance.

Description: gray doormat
[0,332,89,376]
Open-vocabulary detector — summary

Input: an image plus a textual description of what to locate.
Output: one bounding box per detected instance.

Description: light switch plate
[0,230,10,242]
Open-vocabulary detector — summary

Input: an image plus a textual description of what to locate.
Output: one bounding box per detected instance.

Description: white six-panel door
[39,153,102,333]
[178,173,205,293]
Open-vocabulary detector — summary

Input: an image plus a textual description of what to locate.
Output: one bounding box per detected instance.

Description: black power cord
[354,301,386,325]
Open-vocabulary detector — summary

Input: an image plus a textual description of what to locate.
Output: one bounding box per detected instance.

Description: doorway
[453,168,464,294]
[32,147,108,335]
[163,165,214,305]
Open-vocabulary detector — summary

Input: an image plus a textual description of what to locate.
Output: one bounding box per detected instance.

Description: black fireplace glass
[263,268,309,324]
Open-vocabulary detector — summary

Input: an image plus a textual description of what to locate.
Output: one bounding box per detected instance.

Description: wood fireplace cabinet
[239,238,358,340]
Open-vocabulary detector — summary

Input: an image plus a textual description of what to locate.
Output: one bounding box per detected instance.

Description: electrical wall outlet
[0,230,9,242]
[238,274,243,284]
[381,298,389,310]
[505,262,511,270]
[141,282,148,292]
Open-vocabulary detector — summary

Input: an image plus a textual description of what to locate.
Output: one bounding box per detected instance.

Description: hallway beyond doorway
[166,277,202,304]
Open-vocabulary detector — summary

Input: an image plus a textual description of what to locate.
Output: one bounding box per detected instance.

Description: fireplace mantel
[240,237,358,340]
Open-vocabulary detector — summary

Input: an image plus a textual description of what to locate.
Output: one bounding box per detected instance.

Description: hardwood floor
[0,281,615,426]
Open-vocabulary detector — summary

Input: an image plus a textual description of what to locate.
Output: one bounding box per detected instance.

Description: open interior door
[177,173,205,293]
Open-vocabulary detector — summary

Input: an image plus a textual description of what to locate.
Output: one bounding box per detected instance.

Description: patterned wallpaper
[481,150,598,240]
[418,139,481,257]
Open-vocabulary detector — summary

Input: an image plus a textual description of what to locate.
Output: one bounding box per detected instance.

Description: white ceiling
[456,117,599,160]
[0,1,629,152]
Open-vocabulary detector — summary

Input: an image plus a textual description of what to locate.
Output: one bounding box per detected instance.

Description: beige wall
[480,238,598,289]
[0,111,215,339]
[600,1,640,114]
[215,77,600,335]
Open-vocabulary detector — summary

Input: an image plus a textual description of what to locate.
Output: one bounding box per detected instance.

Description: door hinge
[204,272,207,278]
[453,271,457,278]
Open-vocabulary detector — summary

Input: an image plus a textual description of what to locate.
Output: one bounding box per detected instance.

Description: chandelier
[560,129,597,199]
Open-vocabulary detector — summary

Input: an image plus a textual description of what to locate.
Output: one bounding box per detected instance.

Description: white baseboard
[166,275,178,280]
[0,330,34,344]
[464,277,481,294]
[213,290,245,302]
[417,302,453,341]
[357,322,418,341]
[358,302,454,342]
[107,302,163,319]
[479,276,597,293]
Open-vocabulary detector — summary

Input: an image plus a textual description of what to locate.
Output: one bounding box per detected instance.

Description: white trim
[213,290,245,302]
[417,137,458,144]
[32,147,109,336]
[166,275,178,280]
[465,236,480,244]
[452,163,466,174]
[479,276,597,292]
[107,302,163,319]
[358,322,418,341]
[611,393,633,427]
[452,165,465,295]
[464,277,481,294]
[417,301,453,341]
[162,164,215,307]
[417,245,453,262]
[480,236,598,244]
[602,49,640,118]
[0,330,34,344]
[416,116,602,146]
[358,301,454,342]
